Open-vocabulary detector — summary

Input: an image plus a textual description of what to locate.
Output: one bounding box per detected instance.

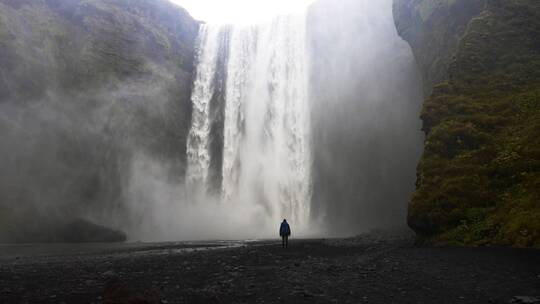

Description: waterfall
[186,26,222,190]
[186,13,312,230]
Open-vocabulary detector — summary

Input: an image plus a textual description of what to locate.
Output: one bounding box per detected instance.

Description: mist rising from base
[124,0,423,241]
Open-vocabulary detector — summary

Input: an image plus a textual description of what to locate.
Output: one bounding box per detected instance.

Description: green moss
[409,0,540,247]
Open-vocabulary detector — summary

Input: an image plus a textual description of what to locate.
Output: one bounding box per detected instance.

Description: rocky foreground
[1,233,540,304]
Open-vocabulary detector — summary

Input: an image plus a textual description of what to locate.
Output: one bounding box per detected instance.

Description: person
[279,219,291,248]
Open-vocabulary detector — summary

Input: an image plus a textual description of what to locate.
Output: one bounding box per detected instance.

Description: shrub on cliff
[409,0,540,247]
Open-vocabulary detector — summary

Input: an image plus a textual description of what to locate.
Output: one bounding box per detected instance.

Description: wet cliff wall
[394,0,540,247]
[0,0,199,242]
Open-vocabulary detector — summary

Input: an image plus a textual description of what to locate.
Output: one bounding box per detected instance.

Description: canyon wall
[394,0,540,246]
[0,0,199,242]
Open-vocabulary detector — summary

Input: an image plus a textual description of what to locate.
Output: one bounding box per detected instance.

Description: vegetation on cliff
[401,0,540,247]
[0,0,199,242]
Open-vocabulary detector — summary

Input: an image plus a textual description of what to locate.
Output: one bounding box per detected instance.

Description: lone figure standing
[279,219,291,248]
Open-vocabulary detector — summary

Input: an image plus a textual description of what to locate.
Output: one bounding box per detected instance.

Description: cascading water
[186,13,312,231]
[186,26,222,190]
[180,0,423,239]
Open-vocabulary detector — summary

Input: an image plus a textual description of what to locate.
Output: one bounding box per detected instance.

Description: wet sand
[1,234,539,304]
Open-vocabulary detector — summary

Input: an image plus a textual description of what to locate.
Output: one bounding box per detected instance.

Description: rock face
[0,0,199,242]
[4,218,128,243]
[393,0,487,96]
[394,0,540,246]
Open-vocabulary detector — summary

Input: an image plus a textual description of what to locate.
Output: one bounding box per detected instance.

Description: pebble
[102,270,115,277]
[510,296,540,304]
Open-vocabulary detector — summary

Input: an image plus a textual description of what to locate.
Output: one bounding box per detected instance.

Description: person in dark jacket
[279,219,291,248]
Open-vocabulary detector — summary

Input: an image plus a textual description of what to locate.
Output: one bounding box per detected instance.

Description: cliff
[393,0,487,96]
[394,0,540,246]
[0,0,199,242]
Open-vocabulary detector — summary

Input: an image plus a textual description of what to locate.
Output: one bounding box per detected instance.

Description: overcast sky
[170,0,315,24]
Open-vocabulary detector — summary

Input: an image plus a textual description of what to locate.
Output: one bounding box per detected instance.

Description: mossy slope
[397,0,540,247]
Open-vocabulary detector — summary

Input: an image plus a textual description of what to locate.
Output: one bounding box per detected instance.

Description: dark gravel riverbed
[1,234,540,304]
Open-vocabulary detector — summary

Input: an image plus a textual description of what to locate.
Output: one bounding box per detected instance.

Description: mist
[307,0,424,235]
[0,0,423,242]
[0,69,188,241]
[178,0,423,239]
[3,1,538,302]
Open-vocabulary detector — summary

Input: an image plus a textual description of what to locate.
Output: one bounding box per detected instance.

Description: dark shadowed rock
[58,219,127,243]
[0,217,126,243]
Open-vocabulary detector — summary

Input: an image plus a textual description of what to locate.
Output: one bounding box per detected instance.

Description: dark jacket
[279,221,291,237]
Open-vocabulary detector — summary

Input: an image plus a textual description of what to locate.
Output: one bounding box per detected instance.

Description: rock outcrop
[0,0,199,242]
[394,0,540,246]
[393,0,487,96]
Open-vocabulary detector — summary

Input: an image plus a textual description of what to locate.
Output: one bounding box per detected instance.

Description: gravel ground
[1,234,540,304]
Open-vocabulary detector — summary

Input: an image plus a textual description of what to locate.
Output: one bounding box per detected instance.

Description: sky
[170,0,315,24]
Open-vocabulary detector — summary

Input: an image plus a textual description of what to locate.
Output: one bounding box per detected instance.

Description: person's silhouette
[279,219,291,248]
